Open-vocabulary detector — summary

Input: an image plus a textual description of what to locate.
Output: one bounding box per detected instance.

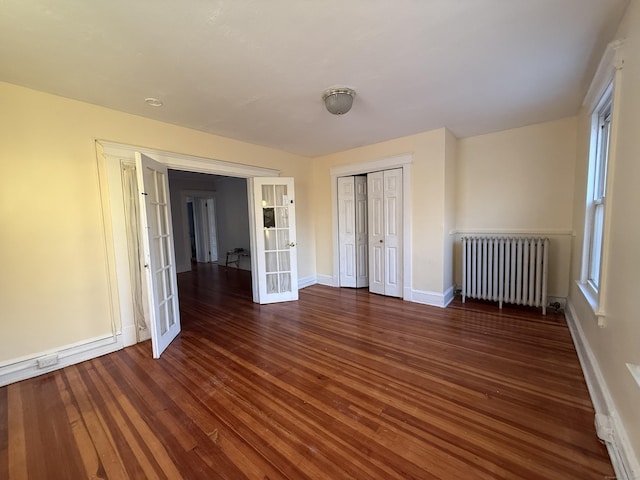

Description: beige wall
[312,128,451,296]
[569,0,640,458]
[454,117,578,297]
[0,82,313,363]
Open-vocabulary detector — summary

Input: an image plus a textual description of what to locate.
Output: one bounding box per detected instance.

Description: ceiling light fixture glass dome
[322,88,356,115]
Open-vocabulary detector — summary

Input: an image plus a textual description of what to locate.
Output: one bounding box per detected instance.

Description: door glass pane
[279,273,291,292]
[275,185,288,206]
[277,229,289,249]
[157,172,166,204]
[167,301,175,328]
[156,271,166,300]
[153,237,162,268]
[263,207,276,228]
[266,252,278,272]
[266,273,278,294]
[145,168,157,202]
[262,185,275,206]
[157,205,168,235]
[264,230,277,250]
[159,302,168,335]
[164,268,173,298]
[161,236,170,265]
[276,207,289,228]
[278,252,290,271]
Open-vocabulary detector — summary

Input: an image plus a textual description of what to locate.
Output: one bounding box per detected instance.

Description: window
[583,84,613,297]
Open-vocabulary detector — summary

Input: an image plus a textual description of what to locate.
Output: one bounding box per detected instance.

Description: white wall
[568,0,640,471]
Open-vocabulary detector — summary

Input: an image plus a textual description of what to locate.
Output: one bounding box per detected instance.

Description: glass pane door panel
[275,185,288,206]
[164,269,173,297]
[159,302,168,334]
[264,230,277,250]
[266,274,278,294]
[277,230,290,248]
[265,252,278,272]
[276,207,289,228]
[278,252,290,271]
[157,173,166,204]
[262,185,275,206]
[279,273,291,292]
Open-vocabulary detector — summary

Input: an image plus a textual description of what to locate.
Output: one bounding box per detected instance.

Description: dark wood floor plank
[6,384,27,480]
[0,264,613,479]
[0,386,8,480]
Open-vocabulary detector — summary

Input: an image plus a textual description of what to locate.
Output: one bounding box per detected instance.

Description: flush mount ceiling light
[322,87,356,115]
[144,97,163,107]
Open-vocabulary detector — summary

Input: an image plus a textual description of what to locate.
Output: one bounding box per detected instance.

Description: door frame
[330,154,413,300]
[97,140,279,349]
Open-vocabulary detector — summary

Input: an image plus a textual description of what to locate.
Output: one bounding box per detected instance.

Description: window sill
[576,281,606,327]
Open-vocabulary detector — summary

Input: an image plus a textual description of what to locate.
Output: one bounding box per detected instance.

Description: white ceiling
[0,1,629,157]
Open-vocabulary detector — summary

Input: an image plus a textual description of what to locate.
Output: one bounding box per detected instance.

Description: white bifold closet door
[368,168,403,297]
[338,175,368,288]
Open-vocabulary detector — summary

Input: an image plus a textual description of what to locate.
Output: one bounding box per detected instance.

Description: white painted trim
[330,153,413,299]
[317,274,337,287]
[565,301,640,480]
[329,153,413,177]
[0,334,123,387]
[583,39,625,110]
[122,324,137,347]
[98,141,280,178]
[410,287,452,308]
[451,228,574,236]
[627,364,640,391]
[298,275,317,289]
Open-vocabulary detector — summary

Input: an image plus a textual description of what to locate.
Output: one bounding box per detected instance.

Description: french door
[251,177,298,303]
[135,153,181,358]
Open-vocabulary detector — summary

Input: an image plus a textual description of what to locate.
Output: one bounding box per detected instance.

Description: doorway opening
[97,141,281,354]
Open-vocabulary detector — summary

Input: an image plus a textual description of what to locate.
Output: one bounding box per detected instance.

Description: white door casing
[135,152,181,358]
[250,177,298,303]
[368,169,403,297]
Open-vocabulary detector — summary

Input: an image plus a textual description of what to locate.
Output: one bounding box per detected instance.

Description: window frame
[585,89,612,294]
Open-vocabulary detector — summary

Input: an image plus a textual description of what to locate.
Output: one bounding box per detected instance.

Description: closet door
[338,177,357,287]
[338,176,368,288]
[354,176,368,288]
[368,169,403,297]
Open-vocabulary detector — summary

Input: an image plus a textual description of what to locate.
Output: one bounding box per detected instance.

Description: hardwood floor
[1,264,614,479]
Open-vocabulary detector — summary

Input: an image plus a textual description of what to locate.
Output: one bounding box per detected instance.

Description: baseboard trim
[298,275,317,289]
[0,333,123,387]
[565,300,640,480]
[316,274,336,287]
[410,287,453,308]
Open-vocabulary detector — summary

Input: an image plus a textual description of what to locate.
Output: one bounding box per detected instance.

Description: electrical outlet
[37,354,59,369]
